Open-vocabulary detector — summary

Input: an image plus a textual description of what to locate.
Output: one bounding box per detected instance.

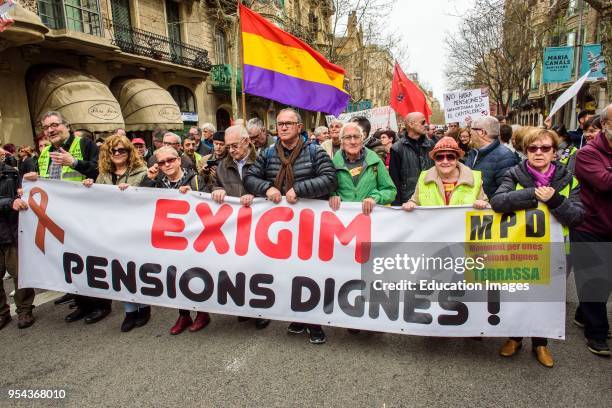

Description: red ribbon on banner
[28,187,65,253]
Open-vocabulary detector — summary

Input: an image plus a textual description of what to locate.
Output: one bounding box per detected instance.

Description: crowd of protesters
[1,104,610,367]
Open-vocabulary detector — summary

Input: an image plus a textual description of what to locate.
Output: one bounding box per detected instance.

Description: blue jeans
[124,302,148,313]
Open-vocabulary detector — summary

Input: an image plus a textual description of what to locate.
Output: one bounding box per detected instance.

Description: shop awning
[29,68,125,132]
[111,78,183,131]
[0,4,48,48]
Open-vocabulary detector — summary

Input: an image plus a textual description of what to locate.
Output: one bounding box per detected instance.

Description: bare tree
[445,0,557,115]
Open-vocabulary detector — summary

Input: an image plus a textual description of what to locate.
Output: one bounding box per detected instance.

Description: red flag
[390,62,432,122]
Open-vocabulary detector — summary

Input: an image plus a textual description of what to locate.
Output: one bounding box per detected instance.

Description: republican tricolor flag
[239,3,349,116]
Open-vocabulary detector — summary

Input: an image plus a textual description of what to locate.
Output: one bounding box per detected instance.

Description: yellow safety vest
[38,136,85,182]
[417,170,482,206]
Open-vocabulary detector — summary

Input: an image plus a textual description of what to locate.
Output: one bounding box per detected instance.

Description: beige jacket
[408,162,487,205]
[320,139,341,158]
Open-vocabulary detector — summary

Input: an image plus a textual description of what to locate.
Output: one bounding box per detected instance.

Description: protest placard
[325,106,398,135]
[443,88,490,124]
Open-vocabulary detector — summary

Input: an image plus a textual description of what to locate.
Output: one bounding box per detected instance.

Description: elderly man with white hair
[246,118,274,154]
[464,115,518,199]
[321,119,343,158]
[313,126,329,145]
[200,123,216,155]
[329,122,396,215]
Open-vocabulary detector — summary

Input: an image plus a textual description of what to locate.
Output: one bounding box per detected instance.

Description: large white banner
[325,106,398,135]
[443,88,490,124]
[19,180,566,338]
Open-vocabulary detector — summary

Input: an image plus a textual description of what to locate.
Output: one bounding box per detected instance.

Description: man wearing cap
[201,131,227,179]
[132,138,152,162]
[402,136,488,210]
[464,116,518,199]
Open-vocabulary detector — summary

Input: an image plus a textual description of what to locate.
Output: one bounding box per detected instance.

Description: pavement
[0,279,610,408]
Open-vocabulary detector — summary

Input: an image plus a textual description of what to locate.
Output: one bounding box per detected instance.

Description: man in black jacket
[244,108,337,344]
[389,112,434,205]
[0,150,35,330]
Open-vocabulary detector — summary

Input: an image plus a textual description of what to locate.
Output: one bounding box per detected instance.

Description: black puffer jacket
[388,134,434,205]
[0,163,20,244]
[244,140,337,198]
[490,161,584,228]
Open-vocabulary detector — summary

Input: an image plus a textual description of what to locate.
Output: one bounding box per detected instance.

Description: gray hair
[472,116,500,137]
[329,119,343,127]
[246,118,265,132]
[339,122,364,141]
[163,132,182,144]
[40,110,68,125]
[225,125,249,141]
[189,126,201,136]
[314,126,328,136]
[154,146,179,159]
[278,108,302,124]
[201,123,216,132]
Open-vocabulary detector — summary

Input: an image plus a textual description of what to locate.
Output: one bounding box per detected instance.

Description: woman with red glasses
[402,136,488,210]
[490,128,584,368]
[82,134,150,332]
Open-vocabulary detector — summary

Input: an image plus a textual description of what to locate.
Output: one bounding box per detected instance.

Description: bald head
[404,112,426,138]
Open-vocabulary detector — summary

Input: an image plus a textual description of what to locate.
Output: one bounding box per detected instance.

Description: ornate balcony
[105,19,212,72]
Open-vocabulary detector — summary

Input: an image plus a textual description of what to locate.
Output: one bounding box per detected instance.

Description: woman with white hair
[329,123,396,215]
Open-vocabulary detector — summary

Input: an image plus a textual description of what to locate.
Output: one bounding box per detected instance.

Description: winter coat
[36,133,99,180]
[244,140,337,198]
[0,163,20,244]
[388,134,435,205]
[212,147,257,197]
[464,138,518,199]
[409,162,487,205]
[95,166,148,187]
[490,161,584,228]
[331,148,396,204]
[140,168,209,192]
[573,132,612,238]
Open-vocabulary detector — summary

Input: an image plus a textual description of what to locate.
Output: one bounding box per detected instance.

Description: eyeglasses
[227,141,245,150]
[526,145,553,153]
[434,154,457,162]
[42,123,63,132]
[343,135,361,141]
[277,121,299,128]
[163,141,180,146]
[157,157,178,167]
[111,148,128,155]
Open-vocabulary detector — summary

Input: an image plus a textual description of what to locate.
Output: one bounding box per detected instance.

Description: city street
[1,281,610,407]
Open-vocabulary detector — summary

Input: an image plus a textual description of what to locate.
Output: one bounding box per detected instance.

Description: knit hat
[429,136,464,160]
[212,131,225,142]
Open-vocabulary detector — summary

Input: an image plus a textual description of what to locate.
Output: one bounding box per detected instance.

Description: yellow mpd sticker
[464,204,551,284]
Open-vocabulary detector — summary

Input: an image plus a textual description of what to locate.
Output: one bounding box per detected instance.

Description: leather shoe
[189,312,211,332]
[0,313,11,330]
[237,316,251,322]
[134,306,151,327]
[17,313,35,329]
[255,318,270,330]
[84,309,111,324]
[499,339,522,357]
[65,308,87,323]
[533,346,554,367]
[170,315,192,335]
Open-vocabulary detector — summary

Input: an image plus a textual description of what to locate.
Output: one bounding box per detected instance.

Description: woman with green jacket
[329,122,397,215]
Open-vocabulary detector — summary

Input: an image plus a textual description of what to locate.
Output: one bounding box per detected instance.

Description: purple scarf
[526,162,555,187]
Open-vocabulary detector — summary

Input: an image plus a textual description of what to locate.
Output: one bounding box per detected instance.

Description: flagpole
[238,0,247,121]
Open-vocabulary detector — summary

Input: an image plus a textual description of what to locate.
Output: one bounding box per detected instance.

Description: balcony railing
[211,64,242,94]
[106,19,212,72]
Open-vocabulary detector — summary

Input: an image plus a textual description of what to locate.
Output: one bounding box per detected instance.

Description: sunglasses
[526,145,553,153]
[111,148,128,155]
[157,157,178,167]
[434,153,457,162]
